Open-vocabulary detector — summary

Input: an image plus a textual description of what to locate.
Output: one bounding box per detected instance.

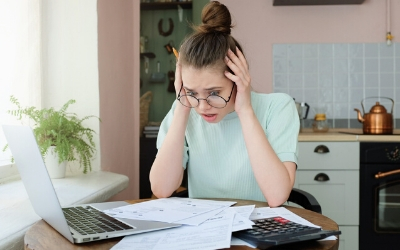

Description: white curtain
[0,0,41,165]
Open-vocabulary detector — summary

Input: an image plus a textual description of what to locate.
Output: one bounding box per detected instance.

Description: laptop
[2,124,181,244]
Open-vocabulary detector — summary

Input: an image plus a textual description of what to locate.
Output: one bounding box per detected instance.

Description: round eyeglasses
[177,83,235,109]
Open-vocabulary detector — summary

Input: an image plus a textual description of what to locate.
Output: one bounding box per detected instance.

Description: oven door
[360,163,400,249]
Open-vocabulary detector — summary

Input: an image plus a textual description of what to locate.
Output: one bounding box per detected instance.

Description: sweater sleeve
[261,93,299,164]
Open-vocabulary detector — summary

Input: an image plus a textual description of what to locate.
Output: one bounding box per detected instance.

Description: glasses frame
[177,82,235,109]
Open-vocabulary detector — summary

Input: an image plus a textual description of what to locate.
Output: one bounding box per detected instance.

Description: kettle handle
[301,102,310,119]
[361,96,394,114]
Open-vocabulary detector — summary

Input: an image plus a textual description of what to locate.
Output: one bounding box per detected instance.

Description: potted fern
[4,96,98,177]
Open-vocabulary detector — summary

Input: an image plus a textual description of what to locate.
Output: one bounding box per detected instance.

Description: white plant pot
[44,146,67,179]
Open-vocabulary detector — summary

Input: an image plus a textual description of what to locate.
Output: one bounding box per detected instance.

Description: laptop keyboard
[63,206,134,235]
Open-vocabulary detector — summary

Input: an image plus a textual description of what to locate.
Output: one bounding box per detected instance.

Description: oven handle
[375,169,400,179]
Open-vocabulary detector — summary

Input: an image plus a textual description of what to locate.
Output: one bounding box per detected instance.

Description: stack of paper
[104,198,323,250]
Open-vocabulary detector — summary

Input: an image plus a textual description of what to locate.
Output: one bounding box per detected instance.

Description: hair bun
[198,1,232,35]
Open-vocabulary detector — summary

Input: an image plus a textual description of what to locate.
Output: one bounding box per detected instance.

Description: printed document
[111,208,235,250]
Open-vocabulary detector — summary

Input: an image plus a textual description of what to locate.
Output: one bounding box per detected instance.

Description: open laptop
[2,124,181,244]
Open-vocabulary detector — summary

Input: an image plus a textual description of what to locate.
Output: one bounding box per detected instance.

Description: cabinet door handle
[314,173,330,182]
[314,145,330,154]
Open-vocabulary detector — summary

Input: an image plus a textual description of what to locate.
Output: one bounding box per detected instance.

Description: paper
[105,198,236,225]
[227,205,255,232]
[111,209,235,250]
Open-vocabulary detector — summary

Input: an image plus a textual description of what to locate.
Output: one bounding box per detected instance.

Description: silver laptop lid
[2,125,74,243]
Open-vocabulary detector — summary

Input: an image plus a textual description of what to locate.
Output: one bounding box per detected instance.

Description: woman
[149,1,299,207]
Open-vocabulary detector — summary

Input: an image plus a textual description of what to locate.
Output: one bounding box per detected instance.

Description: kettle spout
[354,108,364,123]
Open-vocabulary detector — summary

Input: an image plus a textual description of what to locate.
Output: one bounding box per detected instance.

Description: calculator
[233,216,341,249]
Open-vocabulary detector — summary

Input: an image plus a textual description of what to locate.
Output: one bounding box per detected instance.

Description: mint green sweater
[157,92,299,202]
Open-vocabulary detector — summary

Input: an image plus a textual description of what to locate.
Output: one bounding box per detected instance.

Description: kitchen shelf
[140,2,192,11]
[273,0,364,5]
[140,52,156,59]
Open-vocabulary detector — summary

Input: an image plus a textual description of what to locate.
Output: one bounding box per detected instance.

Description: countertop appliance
[354,97,394,135]
[360,142,400,250]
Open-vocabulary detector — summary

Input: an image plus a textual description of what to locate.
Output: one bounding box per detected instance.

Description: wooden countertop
[299,129,400,142]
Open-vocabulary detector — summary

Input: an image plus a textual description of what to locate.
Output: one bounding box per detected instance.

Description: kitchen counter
[299,129,400,142]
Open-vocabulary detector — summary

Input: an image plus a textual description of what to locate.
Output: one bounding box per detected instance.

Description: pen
[172,47,179,59]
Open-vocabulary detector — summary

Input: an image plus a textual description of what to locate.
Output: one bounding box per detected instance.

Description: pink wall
[220,0,400,93]
[98,0,140,200]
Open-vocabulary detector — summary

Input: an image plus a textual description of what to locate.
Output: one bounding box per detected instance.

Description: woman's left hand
[224,47,252,115]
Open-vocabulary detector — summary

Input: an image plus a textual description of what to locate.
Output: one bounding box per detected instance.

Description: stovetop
[338,130,400,135]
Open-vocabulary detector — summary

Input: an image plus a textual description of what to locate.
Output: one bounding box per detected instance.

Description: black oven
[360,142,400,250]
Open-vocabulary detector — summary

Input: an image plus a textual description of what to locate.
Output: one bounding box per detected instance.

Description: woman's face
[181,66,236,123]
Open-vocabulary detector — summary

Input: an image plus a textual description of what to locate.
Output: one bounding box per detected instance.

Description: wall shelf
[140,52,156,59]
[140,2,192,11]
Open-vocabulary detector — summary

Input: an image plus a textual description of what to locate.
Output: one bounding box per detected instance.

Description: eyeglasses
[177,83,235,109]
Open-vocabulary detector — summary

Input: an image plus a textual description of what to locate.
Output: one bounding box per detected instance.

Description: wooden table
[24,199,339,250]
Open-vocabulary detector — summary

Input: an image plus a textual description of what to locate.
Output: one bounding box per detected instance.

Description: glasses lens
[179,95,198,108]
[207,95,227,108]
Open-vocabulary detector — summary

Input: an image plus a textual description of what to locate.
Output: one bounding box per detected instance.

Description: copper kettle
[354,97,394,135]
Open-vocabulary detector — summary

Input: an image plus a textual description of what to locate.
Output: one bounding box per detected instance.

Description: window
[0,0,41,175]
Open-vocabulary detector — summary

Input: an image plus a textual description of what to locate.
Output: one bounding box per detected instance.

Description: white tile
[288,73,303,87]
[288,58,303,73]
[396,58,400,73]
[379,43,395,58]
[304,74,318,88]
[304,88,319,103]
[365,43,379,57]
[333,103,349,119]
[273,74,288,88]
[364,88,380,99]
[304,58,318,73]
[395,104,400,119]
[396,43,400,58]
[349,73,363,88]
[287,44,303,58]
[334,88,349,103]
[380,73,394,88]
[349,44,364,58]
[364,73,379,87]
[333,44,348,58]
[319,44,333,57]
[379,88,395,100]
[304,44,318,58]
[319,73,333,87]
[273,44,287,58]
[365,58,379,73]
[396,86,400,104]
[333,73,348,87]
[349,58,363,73]
[318,88,333,102]
[273,58,287,73]
[349,88,364,103]
[380,58,394,72]
[288,88,303,102]
[333,58,348,74]
[319,58,333,73]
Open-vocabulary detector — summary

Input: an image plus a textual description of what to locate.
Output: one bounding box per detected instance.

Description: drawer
[298,142,359,170]
[294,170,359,225]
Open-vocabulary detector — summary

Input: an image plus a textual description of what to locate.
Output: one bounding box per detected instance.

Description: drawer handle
[314,173,330,182]
[314,145,330,154]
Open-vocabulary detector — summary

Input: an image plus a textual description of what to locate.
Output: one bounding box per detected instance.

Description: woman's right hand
[174,58,191,113]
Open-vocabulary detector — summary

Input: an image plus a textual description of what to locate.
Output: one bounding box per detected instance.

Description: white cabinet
[295,142,359,250]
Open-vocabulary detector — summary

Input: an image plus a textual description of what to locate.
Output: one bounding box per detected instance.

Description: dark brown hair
[179,1,244,71]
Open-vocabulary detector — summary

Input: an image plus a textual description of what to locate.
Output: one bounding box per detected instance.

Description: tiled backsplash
[273,42,400,128]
